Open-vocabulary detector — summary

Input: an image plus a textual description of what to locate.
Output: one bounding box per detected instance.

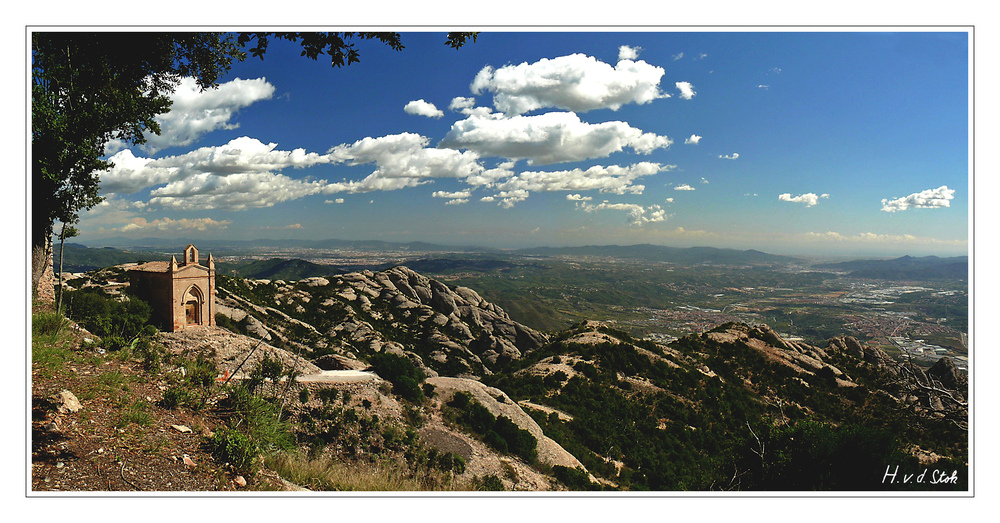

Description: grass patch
[117,398,153,428]
[31,310,77,376]
[264,452,468,491]
[98,370,131,391]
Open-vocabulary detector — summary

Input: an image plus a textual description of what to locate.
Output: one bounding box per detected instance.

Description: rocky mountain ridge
[216,265,548,379]
[41,264,968,491]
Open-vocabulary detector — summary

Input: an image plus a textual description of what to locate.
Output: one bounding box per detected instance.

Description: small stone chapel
[127,244,216,332]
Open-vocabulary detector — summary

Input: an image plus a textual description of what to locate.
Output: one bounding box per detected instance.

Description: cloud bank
[439,112,671,165]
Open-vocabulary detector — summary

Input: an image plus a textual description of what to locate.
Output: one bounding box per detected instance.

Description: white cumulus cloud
[107,77,276,155]
[99,149,176,194]
[433,190,473,199]
[101,137,334,209]
[495,162,664,196]
[684,134,702,145]
[720,153,740,160]
[880,186,956,212]
[619,45,641,60]
[470,52,669,115]
[404,99,444,118]
[778,192,828,207]
[440,112,671,165]
[674,184,695,191]
[578,200,667,226]
[325,133,484,193]
[675,81,697,100]
[448,96,494,117]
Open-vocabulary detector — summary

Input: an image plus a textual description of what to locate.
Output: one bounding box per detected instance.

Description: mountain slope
[484,321,968,490]
[45,264,967,492]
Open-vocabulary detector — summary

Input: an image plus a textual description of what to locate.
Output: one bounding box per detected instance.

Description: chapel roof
[129,261,172,272]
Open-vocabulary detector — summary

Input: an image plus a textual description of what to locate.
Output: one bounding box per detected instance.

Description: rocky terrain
[33,264,969,492]
[215,266,548,378]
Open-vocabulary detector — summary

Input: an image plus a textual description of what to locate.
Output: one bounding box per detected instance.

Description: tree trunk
[31,231,55,304]
[56,226,67,313]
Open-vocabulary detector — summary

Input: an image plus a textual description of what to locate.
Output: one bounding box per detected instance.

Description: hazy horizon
[70,31,970,260]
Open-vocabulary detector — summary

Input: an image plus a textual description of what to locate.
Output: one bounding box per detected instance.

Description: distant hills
[514,244,800,265]
[56,243,166,273]
[814,255,968,280]
[78,238,797,265]
[77,236,494,254]
[60,239,967,281]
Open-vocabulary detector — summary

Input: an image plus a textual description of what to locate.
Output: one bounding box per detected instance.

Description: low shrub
[210,427,259,474]
[475,474,505,491]
[32,311,67,338]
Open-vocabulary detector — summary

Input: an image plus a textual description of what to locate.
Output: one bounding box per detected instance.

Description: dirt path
[295,370,378,384]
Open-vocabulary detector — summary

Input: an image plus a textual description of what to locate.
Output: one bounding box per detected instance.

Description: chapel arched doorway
[183,285,204,325]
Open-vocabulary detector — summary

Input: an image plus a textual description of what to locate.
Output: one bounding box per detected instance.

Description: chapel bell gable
[183,244,199,266]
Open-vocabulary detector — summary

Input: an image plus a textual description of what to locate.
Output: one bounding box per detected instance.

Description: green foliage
[32,311,67,338]
[368,352,425,402]
[63,288,152,341]
[317,388,339,404]
[474,474,505,491]
[160,354,218,411]
[553,465,596,490]
[215,312,251,336]
[117,399,153,427]
[447,392,538,463]
[746,421,924,490]
[31,314,75,374]
[31,32,244,264]
[133,336,162,373]
[237,32,476,68]
[210,427,259,474]
[214,383,295,472]
[161,386,199,410]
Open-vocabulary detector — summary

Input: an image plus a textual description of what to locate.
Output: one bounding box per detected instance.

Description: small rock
[43,422,59,432]
[234,475,247,487]
[183,455,196,468]
[171,424,193,433]
[50,390,82,414]
[55,462,64,469]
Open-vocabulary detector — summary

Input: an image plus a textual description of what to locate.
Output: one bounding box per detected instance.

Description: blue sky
[77,30,970,257]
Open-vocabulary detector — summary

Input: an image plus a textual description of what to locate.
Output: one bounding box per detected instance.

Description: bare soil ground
[30,312,288,492]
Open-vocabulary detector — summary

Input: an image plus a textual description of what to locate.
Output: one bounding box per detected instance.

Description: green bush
[483,430,508,453]
[475,474,505,491]
[64,288,152,340]
[161,385,199,410]
[448,392,537,463]
[133,336,162,373]
[553,465,595,490]
[369,352,425,402]
[218,384,295,455]
[210,427,259,474]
